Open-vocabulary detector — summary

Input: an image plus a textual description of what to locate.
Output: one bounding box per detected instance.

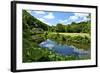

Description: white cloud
[34,11,45,14]
[75,13,90,22]
[74,13,89,17]
[82,17,90,22]
[69,16,78,21]
[37,18,51,25]
[44,13,55,19]
[82,17,87,21]
[37,18,45,22]
[59,19,68,23]
[68,13,89,23]
[45,22,51,25]
[58,13,89,25]
[59,19,72,25]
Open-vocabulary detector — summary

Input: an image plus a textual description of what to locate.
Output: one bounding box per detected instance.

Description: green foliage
[23,47,79,62]
[46,33,90,50]
[56,23,65,32]
[44,31,48,40]
[22,10,91,62]
[22,10,49,31]
[49,21,91,33]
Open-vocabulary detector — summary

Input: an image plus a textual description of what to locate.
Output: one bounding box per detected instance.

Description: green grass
[50,32,90,37]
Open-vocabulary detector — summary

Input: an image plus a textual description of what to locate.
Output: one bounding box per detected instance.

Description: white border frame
[11,1,97,71]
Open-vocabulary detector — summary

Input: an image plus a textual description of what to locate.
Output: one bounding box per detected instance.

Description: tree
[56,23,65,32]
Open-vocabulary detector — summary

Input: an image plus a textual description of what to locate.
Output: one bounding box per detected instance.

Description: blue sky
[27,10,90,26]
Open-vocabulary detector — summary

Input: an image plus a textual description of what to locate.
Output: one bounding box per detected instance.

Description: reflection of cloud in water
[44,44,54,49]
[39,39,90,58]
[39,39,55,49]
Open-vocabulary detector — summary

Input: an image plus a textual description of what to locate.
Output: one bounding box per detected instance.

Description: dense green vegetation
[23,10,49,31]
[22,10,91,62]
[46,32,90,50]
[52,21,91,33]
[23,47,79,62]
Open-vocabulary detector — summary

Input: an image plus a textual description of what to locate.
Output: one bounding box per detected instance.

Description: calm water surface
[39,39,90,59]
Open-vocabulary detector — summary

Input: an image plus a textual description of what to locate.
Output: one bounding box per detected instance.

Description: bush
[23,47,79,62]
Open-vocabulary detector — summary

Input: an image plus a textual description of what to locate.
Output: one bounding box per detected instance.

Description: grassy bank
[46,32,91,49]
[52,32,90,37]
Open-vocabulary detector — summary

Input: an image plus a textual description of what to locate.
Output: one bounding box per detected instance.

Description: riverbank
[23,31,91,62]
[46,32,90,50]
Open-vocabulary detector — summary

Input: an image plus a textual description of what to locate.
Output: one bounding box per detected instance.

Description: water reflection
[39,39,90,59]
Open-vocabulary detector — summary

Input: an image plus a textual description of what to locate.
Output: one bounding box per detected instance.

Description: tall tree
[56,23,65,32]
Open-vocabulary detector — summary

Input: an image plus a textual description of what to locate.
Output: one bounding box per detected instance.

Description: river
[39,39,91,59]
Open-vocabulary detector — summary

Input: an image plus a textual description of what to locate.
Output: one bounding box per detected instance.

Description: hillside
[22,10,50,59]
[22,10,49,31]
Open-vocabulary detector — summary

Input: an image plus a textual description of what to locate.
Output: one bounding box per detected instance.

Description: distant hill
[22,10,49,31]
